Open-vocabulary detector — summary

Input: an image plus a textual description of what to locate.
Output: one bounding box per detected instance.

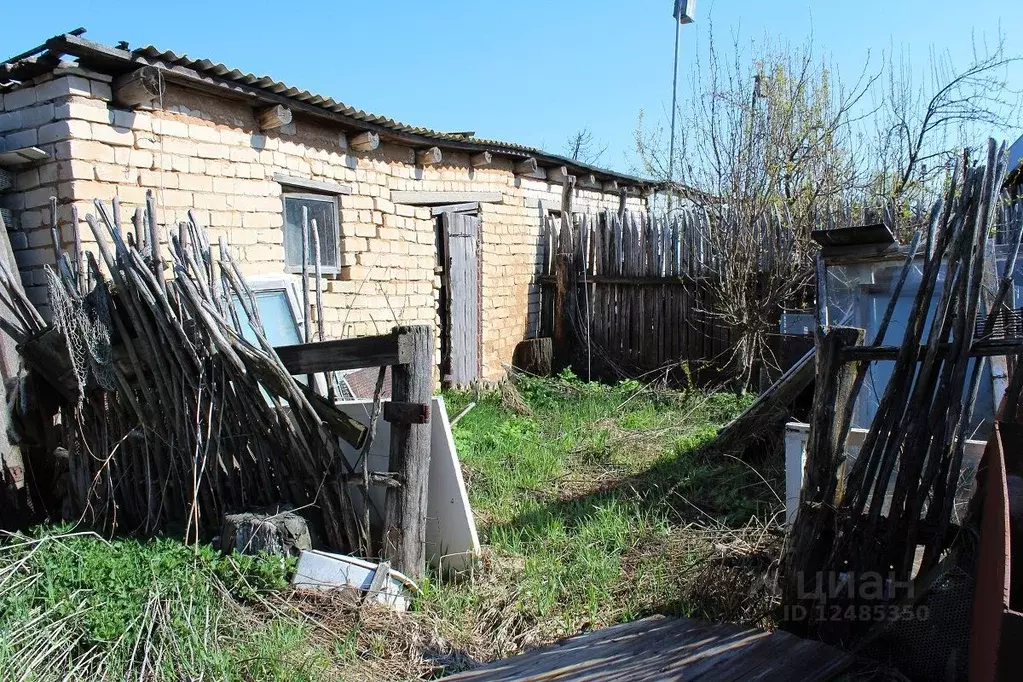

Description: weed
[0,527,308,681]
[0,376,779,681]
[426,375,783,661]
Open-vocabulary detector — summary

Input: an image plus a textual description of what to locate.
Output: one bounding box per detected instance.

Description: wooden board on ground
[713,347,816,450]
[443,615,864,681]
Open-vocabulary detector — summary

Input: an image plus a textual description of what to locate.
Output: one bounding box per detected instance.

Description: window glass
[283,195,338,270]
[232,287,310,389]
[233,289,302,347]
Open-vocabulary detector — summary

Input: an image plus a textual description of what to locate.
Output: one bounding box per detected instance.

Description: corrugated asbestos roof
[131,45,542,151]
[1,32,652,187]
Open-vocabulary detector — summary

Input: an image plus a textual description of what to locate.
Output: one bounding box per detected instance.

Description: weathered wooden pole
[383,324,434,579]
[781,325,864,635]
[553,254,571,370]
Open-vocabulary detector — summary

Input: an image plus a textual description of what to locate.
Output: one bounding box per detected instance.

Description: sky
[1,0,1020,175]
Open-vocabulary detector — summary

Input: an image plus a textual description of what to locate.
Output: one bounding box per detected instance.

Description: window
[231,277,350,398]
[283,193,340,272]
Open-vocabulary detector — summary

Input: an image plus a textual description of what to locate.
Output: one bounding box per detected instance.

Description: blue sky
[1,0,1019,174]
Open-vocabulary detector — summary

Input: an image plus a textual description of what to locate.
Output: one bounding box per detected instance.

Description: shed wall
[0,69,645,380]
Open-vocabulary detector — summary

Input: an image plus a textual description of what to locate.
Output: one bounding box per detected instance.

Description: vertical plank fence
[539,210,739,386]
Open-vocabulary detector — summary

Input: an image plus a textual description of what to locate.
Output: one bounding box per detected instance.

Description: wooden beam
[790,326,864,532]
[257,104,292,131]
[602,180,619,193]
[471,151,493,168]
[274,331,412,374]
[514,157,538,176]
[547,165,570,184]
[383,324,434,579]
[383,401,431,424]
[577,173,599,189]
[561,174,576,222]
[350,131,380,152]
[390,190,502,205]
[842,339,1023,362]
[714,348,816,451]
[112,66,164,108]
[430,202,480,216]
[416,146,443,166]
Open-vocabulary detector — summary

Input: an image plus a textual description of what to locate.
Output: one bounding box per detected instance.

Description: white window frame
[282,192,342,275]
[237,276,330,396]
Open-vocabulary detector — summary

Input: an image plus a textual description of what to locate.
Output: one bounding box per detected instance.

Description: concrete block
[36,75,92,101]
[152,117,189,138]
[91,124,134,146]
[38,119,92,144]
[220,508,311,556]
[0,110,23,133]
[4,129,37,148]
[8,232,28,250]
[54,99,108,123]
[188,123,221,143]
[3,87,36,111]
[90,81,113,101]
[21,103,55,128]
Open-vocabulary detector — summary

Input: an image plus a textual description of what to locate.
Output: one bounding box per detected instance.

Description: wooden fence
[538,210,740,385]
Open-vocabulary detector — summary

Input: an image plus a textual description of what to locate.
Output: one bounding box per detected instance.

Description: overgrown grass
[420,371,781,663]
[0,373,782,680]
[0,529,334,680]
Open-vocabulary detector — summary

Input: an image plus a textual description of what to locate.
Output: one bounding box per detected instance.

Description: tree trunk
[513,338,553,376]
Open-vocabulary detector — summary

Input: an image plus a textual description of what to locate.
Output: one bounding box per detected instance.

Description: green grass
[421,371,779,657]
[0,530,331,681]
[0,373,780,680]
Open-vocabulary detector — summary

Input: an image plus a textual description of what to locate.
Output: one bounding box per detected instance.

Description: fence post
[553,253,572,370]
[382,324,433,579]
[781,325,864,634]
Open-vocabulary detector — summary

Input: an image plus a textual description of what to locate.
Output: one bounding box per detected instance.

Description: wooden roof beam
[514,157,538,176]
[547,165,571,184]
[471,151,493,168]
[113,66,164,108]
[416,146,443,166]
[257,104,292,131]
[350,131,380,152]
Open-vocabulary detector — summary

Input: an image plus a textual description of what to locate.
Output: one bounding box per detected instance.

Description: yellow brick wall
[1,69,646,381]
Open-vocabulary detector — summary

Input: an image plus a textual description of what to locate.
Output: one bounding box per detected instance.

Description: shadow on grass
[488,438,784,627]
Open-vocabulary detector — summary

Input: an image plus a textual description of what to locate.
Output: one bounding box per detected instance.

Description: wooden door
[441,211,481,387]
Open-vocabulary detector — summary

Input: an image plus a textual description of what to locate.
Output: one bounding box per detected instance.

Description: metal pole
[667,17,681,215]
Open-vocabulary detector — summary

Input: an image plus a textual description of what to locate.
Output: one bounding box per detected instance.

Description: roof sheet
[2,33,651,187]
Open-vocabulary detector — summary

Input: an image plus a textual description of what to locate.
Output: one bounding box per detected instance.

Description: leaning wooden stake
[383,324,434,579]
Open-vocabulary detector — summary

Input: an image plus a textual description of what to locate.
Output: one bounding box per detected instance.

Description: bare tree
[634,21,1019,387]
[872,34,1021,203]
[565,128,607,165]
[636,27,876,385]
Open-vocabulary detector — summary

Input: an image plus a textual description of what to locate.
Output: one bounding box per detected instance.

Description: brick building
[0,32,649,383]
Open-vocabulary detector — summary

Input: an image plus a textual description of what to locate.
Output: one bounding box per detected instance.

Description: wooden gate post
[383,324,434,579]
